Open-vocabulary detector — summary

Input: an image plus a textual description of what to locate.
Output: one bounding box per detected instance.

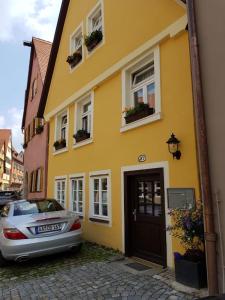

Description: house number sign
[138,154,146,162]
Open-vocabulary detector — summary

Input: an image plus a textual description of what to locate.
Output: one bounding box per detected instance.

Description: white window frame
[73,92,94,149]
[36,168,41,192]
[54,108,69,153]
[54,176,67,208]
[69,22,84,72]
[69,173,85,217]
[121,46,161,132]
[89,170,111,224]
[86,0,105,57]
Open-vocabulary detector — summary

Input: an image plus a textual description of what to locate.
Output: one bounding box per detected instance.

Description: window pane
[94,203,99,215]
[132,62,154,85]
[101,178,107,190]
[134,89,144,106]
[78,202,83,213]
[147,83,155,109]
[83,102,91,113]
[102,191,107,203]
[78,191,82,202]
[102,204,108,216]
[61,127,66,140]
[73,190,77,201]
[146,193,153,215]
[94,179,99,190]
[62,181,65,190]
[94,191,99,202]
[78,180,83,191]
[73,201,77,212]
[82,116,88,131]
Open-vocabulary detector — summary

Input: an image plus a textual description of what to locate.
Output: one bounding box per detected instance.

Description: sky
[0,0,62,151]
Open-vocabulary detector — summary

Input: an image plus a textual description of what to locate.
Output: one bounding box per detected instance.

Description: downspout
[186,0,218,295]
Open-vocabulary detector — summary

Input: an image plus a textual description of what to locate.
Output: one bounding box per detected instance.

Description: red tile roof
[22,38,52,128]
[33,38,52,83]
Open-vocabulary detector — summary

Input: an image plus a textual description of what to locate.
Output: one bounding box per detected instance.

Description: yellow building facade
[43,0,199,268]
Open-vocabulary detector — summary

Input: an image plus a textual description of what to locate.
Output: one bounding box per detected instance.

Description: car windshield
[13,199,64,216]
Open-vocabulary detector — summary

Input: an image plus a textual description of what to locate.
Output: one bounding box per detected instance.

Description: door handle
[133,209,137,221]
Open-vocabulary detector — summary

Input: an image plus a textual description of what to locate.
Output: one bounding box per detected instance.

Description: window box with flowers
[53,139,66,151]
[124,102,155,124]
[67,51,82,69]
[36,124,44,135]
[85,30,103,52]
[167,206,207,289]
[73,129,90,143]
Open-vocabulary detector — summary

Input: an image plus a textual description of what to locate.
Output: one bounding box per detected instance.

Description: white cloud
[0,107,23,152]
[0,0,62,42]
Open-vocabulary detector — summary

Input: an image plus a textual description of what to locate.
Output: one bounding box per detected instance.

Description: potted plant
[84,30,103,52]
[73,129,90,143]
[124,102,155,124]
[167,206,207,289]
[53,139,66,151]
[66,51,82,68]
[36,124,44,134]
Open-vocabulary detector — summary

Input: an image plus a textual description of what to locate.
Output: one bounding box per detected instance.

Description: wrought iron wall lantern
[166,133,181,160]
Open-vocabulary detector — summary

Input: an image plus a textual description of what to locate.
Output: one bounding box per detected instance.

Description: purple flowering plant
[167,205,205,261]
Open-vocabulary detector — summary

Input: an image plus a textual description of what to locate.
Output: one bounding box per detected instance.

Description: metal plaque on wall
[167,188,195,209]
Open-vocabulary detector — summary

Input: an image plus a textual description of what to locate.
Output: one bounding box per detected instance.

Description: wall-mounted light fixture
[166,133,181,160]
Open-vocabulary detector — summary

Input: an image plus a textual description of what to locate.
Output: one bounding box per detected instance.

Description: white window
[69,24,83,69]
[88,4,103,34]
[70,176,84,215]
[74,94,93,144]
[122,47,161,129]
[55,178,66,208]
[55,110,68,144]
[90,173,110,220]
[131,62,155,108]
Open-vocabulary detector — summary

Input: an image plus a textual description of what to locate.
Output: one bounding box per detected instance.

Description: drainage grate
[125,262,151,271]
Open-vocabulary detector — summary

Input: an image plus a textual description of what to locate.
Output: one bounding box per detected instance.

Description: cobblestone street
[0,243,196,300]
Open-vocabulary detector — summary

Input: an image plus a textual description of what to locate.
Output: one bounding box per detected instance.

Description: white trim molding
[120,161,173,268]
[44,15,187,121]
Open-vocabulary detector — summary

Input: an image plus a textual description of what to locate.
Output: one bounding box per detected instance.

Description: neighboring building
[38,0,200,269]
[10,148,24,191]
[22,38,51,199]
[0,130,12,191]
[187,0,225,294]
[0,141,5,190]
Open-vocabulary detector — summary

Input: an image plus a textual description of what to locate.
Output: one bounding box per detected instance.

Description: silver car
[0,198,82,266]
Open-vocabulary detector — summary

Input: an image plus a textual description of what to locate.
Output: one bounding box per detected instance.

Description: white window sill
[73,138,93,149]
[120,112,162,133]
[89,216,110,225]
[53,147,68,155]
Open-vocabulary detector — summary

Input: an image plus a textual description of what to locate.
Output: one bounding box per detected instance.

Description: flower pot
[85,30,103,52]
[36,126,44,134]
[125,107,155,124]
[67,53,82,68]
[175,258,207,289]
[54,140,66,151]
[74,132,90,143]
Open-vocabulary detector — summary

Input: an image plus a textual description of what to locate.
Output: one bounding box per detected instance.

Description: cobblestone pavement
[0,243,196,300]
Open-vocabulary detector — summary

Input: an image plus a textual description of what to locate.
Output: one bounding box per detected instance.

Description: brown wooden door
[125,169,167,267]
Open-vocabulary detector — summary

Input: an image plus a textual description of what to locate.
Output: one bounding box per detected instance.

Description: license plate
[35,223,63,234]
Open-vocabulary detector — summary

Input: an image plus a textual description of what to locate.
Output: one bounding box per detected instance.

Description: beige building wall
[194,0,225,293]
